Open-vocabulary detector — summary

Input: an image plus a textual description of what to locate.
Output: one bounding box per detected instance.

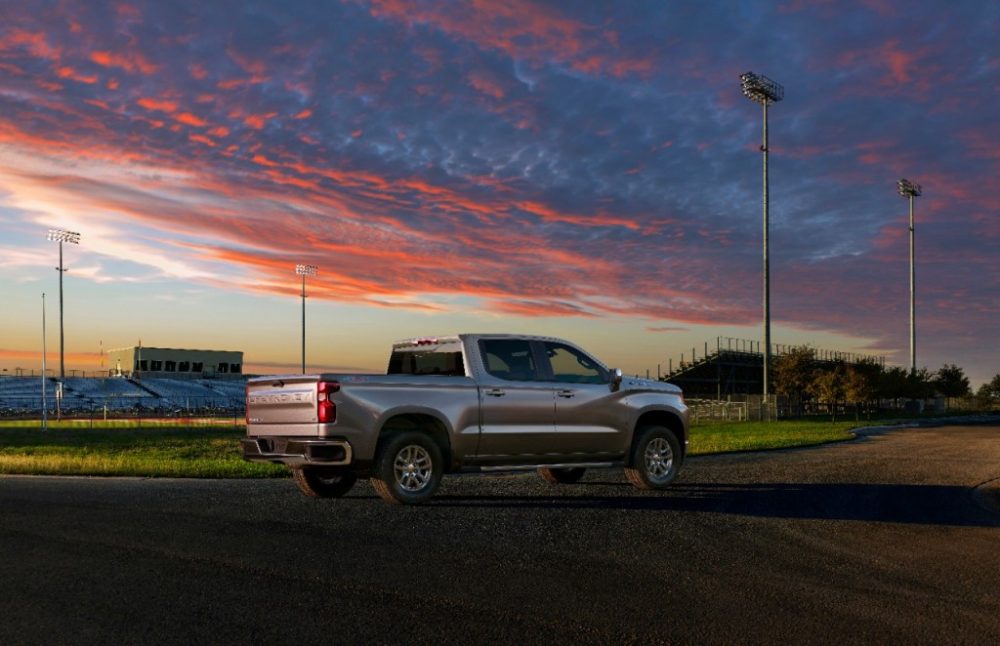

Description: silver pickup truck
[242,334,689,505]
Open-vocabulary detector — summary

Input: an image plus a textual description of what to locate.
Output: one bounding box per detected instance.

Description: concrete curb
[851,414,1000,433]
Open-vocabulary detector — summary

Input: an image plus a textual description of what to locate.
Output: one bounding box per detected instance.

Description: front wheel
[537,467,586,484]
[292,467,358,498]
[624,426,681,490]
[371,432,444,505]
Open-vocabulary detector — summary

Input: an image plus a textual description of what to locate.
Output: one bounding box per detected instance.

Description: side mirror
[609,368,623,392]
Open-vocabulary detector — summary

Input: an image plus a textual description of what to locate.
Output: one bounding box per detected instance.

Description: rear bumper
[241,437,353,468]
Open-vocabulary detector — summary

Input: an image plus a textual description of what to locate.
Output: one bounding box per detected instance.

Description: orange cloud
[251,154,279,167]
[55,66,98,84]
[175,112,207,127]
[4,29,61,61]
[367,0,652,78]
[90,50,158,75]
[514,200,641,230]
[467,70,506,99]
[190,63,208,80]
[137,97,178,113]
[880,39,916,85]
[244,114,273,129]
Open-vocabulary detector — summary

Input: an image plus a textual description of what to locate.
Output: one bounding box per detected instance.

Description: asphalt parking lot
[2,424,999,645]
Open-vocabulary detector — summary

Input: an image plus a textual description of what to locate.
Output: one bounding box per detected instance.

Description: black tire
[537,467,587,484]
[371,432,444,505]
[624,426,681,490]
[292,467,358,498]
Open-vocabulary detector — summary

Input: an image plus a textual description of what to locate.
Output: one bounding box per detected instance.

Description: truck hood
[620,377,683,396]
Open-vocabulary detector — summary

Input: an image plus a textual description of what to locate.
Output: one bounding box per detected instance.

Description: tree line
[772,346,999,420]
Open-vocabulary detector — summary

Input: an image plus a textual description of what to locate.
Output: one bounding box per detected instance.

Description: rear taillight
[317,380,340,423]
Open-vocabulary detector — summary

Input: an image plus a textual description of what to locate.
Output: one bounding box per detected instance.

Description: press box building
[107,346,244,379]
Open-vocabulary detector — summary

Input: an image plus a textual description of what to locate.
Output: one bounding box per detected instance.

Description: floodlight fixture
[47,228,81,244]
[740,71,784,105]
[46,228,81,379]
[295,264,318,374]
[898,179,922,376]
[897,179,921,197]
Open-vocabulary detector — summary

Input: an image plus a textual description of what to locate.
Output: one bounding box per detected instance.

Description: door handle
[486,388,506,397]
[557,390,575,398]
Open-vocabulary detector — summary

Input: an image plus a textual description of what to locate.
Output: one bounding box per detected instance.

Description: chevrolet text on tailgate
[242,334,689,505]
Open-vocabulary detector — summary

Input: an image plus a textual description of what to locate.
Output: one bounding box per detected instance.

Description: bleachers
[0,376,57,396]
[140,378,217,399]
[61,377,149,398]
[145,378,246,412]
[0,376,248,417]
[0,377,57,416]
[199,379,246,405]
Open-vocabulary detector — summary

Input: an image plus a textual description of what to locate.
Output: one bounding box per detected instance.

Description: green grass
[689,419,859,455]
[0,426,285,478]
[0,418,867,478]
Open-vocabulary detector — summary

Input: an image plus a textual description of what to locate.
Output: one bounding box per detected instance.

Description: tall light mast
[46,228,81,379]
[897,179,922,375]
[740,72,784,407]
[295,264,318,374]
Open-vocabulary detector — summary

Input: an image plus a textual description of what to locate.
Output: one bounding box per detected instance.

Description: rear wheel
[624,426,681,490]
[371,432,443,505]
[292,467,358,498]
[537,467,587,484]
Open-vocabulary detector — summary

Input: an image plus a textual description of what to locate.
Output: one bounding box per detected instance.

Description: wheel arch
[634,409,687,459]
[377,411,453,468]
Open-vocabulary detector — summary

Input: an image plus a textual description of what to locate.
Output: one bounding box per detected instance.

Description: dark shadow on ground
[428,481,1000,527]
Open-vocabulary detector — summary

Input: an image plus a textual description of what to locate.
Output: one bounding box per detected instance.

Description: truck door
[475,338,558,461]
[543,341,625,456]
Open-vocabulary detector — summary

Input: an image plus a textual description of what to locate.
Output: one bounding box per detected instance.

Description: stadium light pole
[42,292,48,430]
[295,264,318,374]
[898,179,921,376]
[47,228,81,379]
[740,71,783,411]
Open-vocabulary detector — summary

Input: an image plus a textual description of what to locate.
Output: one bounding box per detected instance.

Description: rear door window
[479,339,540,381]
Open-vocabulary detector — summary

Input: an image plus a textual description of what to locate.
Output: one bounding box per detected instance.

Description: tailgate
[246,376,320,434]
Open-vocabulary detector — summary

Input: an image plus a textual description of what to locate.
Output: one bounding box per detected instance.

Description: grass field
[0,426,284,478]
[0,418,866,479]
[689,419,858,454]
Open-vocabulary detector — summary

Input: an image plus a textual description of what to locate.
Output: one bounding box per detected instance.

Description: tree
[878,366,910,404]
[810,363,846,422]
[773,346,815,416]
[844,361,879,420]
[934,364,971,399]
[907,368,936,400]
[976,374,1000,400]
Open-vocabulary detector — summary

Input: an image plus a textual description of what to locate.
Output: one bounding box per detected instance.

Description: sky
[0,0,997,386]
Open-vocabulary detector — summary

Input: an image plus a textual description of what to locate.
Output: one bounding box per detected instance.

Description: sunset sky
[1,1,997,385]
